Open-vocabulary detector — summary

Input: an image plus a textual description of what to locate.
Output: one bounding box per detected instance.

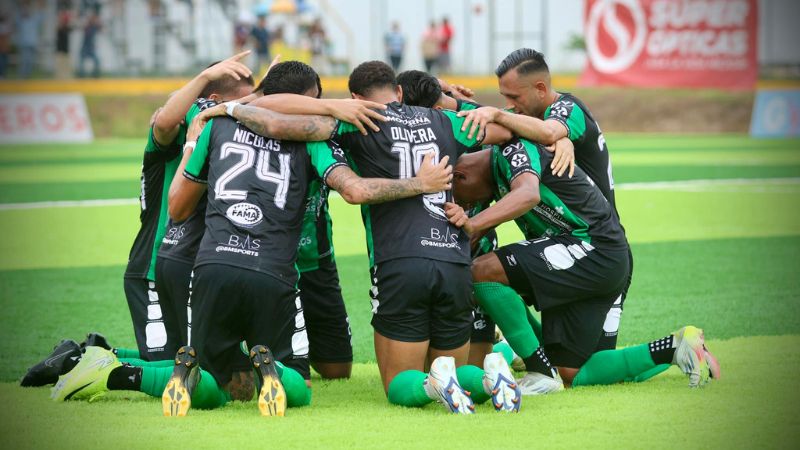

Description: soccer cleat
[424,356,475,414]
[51,346,120,401]
[80,332,112,351]
[21,339,82,387]
[162,346,199,417]
[482,352,521,412]
[250,345,287,417]
[672,326,712,387]
[516,370,564,396]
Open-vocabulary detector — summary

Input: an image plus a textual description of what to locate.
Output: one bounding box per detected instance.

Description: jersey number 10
[391,141,447,219]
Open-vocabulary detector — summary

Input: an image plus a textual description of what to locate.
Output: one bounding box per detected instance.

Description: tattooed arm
[327,153,452,205]
[200,103,338,142]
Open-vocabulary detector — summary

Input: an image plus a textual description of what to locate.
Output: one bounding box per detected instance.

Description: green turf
[0,135,799,449]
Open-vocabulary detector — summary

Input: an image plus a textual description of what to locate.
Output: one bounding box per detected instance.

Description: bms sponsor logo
[420,226,462,250]
[226,202,263,228]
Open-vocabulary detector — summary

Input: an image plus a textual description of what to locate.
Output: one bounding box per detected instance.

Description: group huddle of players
[21,48,720,416]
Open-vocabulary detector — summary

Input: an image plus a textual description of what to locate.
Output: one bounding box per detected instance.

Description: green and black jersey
[332,101,483,267]
[491,138,627,251]
[158,99,218,265]
[125,99,216,280]
[544,93,617,211]
[184,117,347,286]
[296,181,335,273]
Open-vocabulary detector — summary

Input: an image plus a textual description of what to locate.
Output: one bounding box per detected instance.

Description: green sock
[526,309,543,342]
[114,348,140,359]
[456,365,489,404]
[119,358,174,368]
[572,344,657,386]
[279,365,312,407]
[629,364,671,383]
[139,366,229,409]
[387,370,432,407]
[473,282,539,359]
[492,342,515,366]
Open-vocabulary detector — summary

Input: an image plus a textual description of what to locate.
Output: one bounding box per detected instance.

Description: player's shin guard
[387,370,432,407]
[473,282,540,360]
[572,344,657,386]
[456,365,490,404]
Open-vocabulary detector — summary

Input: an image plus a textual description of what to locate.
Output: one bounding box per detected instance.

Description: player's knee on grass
[312,361,352,379]
[225,370,256,401]
[471,253,510,285]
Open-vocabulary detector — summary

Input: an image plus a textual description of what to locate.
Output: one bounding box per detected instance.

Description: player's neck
[364,90,399,105]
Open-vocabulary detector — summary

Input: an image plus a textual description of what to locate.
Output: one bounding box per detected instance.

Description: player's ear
[396,85,403,103]
[207,93,222,103]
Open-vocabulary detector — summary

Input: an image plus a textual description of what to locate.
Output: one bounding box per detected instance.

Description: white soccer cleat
[482,352,521,412]
[516,370,564,396]
[424,356,475,414]
[672,325,716,387]
[51,346,120,402]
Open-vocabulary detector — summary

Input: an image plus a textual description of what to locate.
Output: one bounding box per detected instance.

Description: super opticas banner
[580,0,758,90]
[0,94,94,144]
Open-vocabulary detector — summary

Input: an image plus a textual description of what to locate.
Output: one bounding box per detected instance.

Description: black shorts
[495,236,630,367]
[190,264,310,385]
[122,277,180,361]
[370,258,473,350]
[155,257,193,345]
[299,256,353,364]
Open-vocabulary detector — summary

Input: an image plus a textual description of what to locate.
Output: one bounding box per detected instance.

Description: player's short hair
[200,60,255,98]
[348,60,397,97]
[495,48,549,78]
[254,61,322,98]
[396,70,442,108]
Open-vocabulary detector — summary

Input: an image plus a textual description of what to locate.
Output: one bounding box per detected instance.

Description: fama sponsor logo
[226,202,263,228]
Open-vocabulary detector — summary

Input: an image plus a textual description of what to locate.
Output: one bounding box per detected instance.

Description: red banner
[580,0,758,90]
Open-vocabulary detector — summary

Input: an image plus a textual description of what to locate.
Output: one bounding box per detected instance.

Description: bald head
[454,150,494,209]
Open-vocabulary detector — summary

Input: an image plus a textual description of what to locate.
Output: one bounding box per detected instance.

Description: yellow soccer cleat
[162,346,199,417]
[51,346,120,402]
[250,345,287,417]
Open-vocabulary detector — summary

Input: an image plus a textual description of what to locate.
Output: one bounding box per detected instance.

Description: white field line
[0,177,798,211]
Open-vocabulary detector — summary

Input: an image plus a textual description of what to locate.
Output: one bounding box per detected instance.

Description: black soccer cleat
[162,346,199,417]
[20,339,82,387]
[80,332,111,351]
[249,345,287,417]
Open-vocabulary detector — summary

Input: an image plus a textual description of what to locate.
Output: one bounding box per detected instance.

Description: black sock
[106,364,143,391]
[648,335,676,365]
[522,347,555,377]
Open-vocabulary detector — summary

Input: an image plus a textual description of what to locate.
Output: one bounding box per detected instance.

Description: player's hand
[415,153,452,193]
[438,79,474,100]
[457,106,500,140]
[444,202,474,235]
[328,99,387,135]
[186,115,205,142]
[546,137,575,178]
[196,104,228,123]
[201,50,252,82]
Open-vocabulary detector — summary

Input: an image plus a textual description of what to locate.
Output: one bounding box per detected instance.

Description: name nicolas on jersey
[233,127,281,151]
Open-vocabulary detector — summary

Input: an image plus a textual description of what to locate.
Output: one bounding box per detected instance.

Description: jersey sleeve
[545,98,586,142]
[497,138,540,182]
[441,109,485,153]
[145,125,180,156]
[183,119,214,184]
[306,140,349,185]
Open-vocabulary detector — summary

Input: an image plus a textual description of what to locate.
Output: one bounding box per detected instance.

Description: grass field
[0,134,799,449]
